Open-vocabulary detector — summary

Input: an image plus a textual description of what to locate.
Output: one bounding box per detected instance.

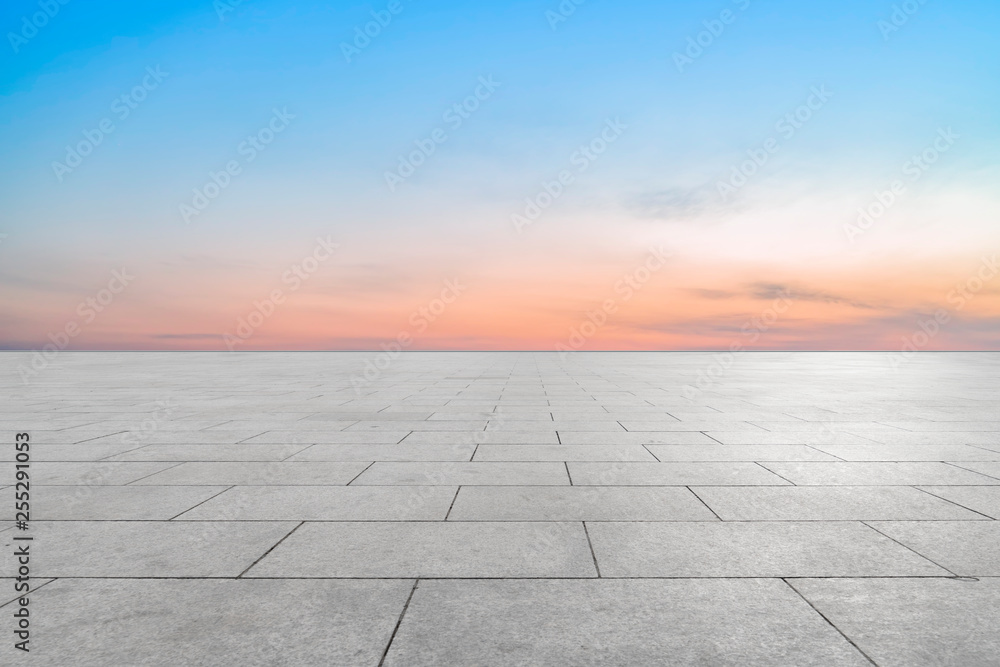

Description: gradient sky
[1,0,998,351]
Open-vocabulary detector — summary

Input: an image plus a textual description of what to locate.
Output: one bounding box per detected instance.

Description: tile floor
[2,351,999,665]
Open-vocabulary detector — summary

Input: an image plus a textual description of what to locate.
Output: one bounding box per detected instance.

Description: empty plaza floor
[3,351,1000,665]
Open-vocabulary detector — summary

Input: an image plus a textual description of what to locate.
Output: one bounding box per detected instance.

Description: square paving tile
[383,579,871,666]
[351,461,570,485]
[568,462,789,486]
[868,521,1000,576]
[179,485,457,521]
[791,578,1000,667]
[758,462,1000,485]
[130,461,370,485]
[917,485,1000,518]
[447,486,718,521]
[25,485,228,520]
[692,486,988,521]
[1,578,412,666]
[473,444,657,461]
[3,521,297,577]
[245,521,597,578]
[587,521,947,577]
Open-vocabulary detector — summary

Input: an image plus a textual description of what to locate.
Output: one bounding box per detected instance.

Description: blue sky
[1,0,998,350]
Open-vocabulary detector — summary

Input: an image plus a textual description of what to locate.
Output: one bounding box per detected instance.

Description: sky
[1,0,998,352]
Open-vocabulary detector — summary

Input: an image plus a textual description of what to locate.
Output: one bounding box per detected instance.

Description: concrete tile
[29,461,176,485]
[179,485,456,521]
[568,462,789,486]
[559,431,719,445]
[245,522,597,578]
[26,485,228,520]
[860,432,1000,446]
[706,431,875,445]
[812,444,1000,461]
[8,578,412,666]
[0,444,143,462]
[383,579,871,666]
[81,430,267,445]
[242,430,410,444]
[646,445,839,461]
[791,578,1000,667]
[447,486,717,521]
[103,444,309,461]
[131,461,370,485]
[352,462,569,485]
[285,443,475,461]
[759,462,1000,485]
[473,444,656,461]
[401,431,559,444]
[869,521,1000,576]
[588,522,947,577]
[693,486,987,521]
[945,460,1000,479]
[4,521,296,577]
[916,486,1000,519]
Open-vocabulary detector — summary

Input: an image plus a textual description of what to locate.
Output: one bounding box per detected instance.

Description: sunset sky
[1,0,998,351]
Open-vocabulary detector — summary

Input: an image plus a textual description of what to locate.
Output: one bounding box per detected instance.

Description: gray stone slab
[383,579,871,666]
[559,431,719,445]
[5,521,297,577]
[6,578,412,666]
[918,485,1000,518]
[81,430,267,444]
[29,461,177,485]
[285,443,475,461]
[242,430,411,443]
[860,432,1000,445]
[646,445,840,461]
[0,444,143,462]
[26,485,228,520]
[130,461,370,485]
[791,578,1000,667]
[447,486,717,521]
[179,485,456,521]
[103,444,309,461]
[352,461,569,485]
[946,461,1000,479]
[401,431,560,444]
[868,521,1000,576]
[693,486,987,521]
[812,444,1000,461]
[245,521,597,578]
[568,462,789,486]
[473,444,656,461]
[588,521,947,577]
[706,431,875,445]
[759,462,1000,485]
